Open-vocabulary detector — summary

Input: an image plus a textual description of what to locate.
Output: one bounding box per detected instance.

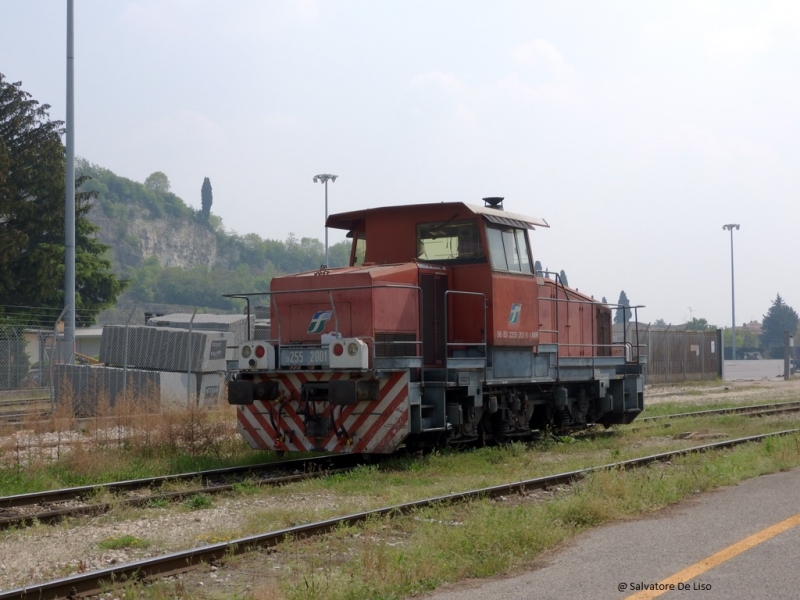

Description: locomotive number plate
[280,348,330,367]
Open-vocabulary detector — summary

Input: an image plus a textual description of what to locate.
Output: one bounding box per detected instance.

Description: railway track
[0,453,365,530]
[570,400,800,441]
[3,428,797,600]
[3,400,798,531]
[638,400,800,422]
[0,396,51,423]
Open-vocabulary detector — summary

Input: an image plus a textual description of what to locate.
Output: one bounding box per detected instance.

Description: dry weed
[51,396,77,461]
[0,377,242,472]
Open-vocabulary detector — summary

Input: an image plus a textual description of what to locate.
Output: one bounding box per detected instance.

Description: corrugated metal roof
[481,213,539,230]
[462,203,549,229]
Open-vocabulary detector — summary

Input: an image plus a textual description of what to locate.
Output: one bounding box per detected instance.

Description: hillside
[76,160,350,323]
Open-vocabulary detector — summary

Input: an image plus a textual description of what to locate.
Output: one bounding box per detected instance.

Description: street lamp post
[722,224,740,360]
[65,0,76,364]
[313,174,338,267]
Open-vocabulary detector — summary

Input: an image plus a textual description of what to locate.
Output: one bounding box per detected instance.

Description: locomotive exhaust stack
[224,200,645,454]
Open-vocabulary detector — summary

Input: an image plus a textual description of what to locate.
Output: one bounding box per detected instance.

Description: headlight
[347,342,359,356]
[241,345,252,358]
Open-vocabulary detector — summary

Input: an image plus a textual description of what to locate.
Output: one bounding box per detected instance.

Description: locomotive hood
[269,262,423,345]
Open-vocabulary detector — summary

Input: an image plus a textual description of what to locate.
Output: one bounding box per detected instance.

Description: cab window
[486,224,532,273]
[352,233,366,266]
[416,219,484,262]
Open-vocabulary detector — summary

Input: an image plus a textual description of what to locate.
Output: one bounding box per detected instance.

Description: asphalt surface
[424,468,800,600]
[724,359,786,381]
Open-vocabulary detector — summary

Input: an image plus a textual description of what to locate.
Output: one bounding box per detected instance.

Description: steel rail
[0,398,50,424]
[0,453,363,511]
[0,467,356,530]
[0,409,50,423]
[639,400,800,422]
[3,428,796,600]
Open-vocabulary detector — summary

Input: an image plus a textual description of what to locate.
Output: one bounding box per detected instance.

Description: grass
[107,410,800,561]
[0,381,785,498]
[98,534,151,550]
[638,395,790,418]
[120,429,800,600]
[1,396,791,507]
[648,378,723,389]
[265,434,800,600]
[2,384,800,598]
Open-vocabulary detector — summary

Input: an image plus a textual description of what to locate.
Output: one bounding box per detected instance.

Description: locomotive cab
[227,198,644,454]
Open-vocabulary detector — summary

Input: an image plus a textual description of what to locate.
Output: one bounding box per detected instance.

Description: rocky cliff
[87,200,235,273]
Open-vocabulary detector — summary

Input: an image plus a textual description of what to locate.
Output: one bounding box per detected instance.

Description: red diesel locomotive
[227,198,644,454]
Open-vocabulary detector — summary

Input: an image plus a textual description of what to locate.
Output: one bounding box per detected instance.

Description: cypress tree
[201,177,213,221]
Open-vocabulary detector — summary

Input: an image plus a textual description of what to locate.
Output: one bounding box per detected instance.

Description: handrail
[536,283,646,366]
[327,291,340,335]
[443,290,488,380]
[225,283,646,378]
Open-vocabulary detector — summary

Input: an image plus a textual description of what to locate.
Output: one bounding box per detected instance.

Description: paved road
[724,359,786,381]
[425,468,800,600]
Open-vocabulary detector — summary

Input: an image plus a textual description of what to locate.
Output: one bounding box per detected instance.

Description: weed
[232,480,262,495]
[0,391,266,496]
[196,530,240,544]
[183,493,213,511]
[98,534,150,550]
[146,497,169,509]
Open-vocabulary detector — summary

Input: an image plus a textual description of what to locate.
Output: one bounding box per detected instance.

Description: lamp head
[313,174,338,184]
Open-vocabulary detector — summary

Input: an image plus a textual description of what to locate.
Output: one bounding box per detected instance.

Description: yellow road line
[625,511,800,599]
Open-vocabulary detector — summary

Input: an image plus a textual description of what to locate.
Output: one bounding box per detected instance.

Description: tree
[328,240,351,268]
[201,177,212,221]
[686,317,709,331]
[144,171,170,194]
[614,290,632,324]
[760,294,799,357]
[0,73,126,324]
[723,327,760,353]
[653,318,668,328]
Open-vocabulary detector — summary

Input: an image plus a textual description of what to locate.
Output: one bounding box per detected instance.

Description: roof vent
[483,197,504,210]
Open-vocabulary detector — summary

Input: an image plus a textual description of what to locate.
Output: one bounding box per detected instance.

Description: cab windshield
[416,219,483,262]
[485,224,532,273]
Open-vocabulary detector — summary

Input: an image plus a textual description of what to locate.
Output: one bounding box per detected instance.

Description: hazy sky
[2,1,799,327]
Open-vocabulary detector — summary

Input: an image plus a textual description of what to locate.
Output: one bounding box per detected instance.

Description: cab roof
[326,202,550,232]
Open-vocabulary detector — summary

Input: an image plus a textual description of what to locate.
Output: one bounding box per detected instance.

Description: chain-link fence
[1,306,250,418]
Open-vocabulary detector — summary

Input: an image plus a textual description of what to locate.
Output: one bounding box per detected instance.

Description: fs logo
[509,303,522,324]
[307,310,333,334]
